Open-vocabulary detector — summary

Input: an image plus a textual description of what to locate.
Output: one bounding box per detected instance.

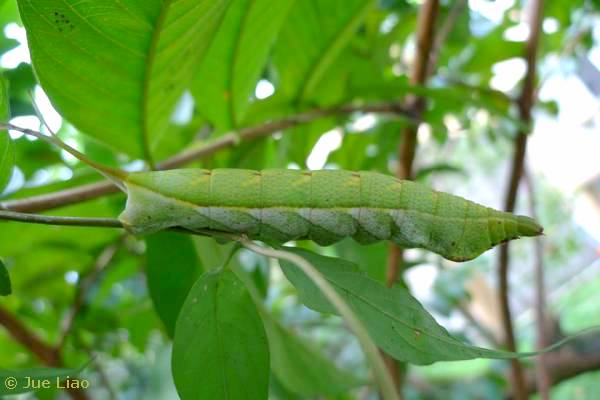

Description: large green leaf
[0,258,10,296]
[17,0,231,159]
[279,247,524,365]
[261,308,362,396]
[0,74,15,193]
[146,231,203,337]
[172,269,269,400]
[272,0,375,103]
[193,0,296,130]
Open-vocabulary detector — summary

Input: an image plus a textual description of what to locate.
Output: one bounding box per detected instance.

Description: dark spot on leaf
[58,28,63,32]
[451,241,456,246]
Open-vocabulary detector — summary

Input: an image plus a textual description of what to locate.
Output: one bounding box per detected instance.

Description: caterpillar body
[119,168,542,262]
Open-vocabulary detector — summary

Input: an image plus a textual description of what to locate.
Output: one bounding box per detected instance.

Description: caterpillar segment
[119,169,542,262]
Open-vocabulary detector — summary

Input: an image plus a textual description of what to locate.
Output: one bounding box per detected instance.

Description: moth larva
[119,168,542,262]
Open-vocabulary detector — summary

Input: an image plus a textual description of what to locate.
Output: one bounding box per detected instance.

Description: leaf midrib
[141,1,173,164]
[322,269,510,359]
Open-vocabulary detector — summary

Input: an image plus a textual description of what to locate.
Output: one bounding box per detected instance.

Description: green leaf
[172,269,269,400]
[0,365,86,395]
[0,258,11,296]
[279,247,526,365]
[17,0,232,159]
[261,308,362,396]
[273,0,375,102]
[193,0,296,130]
[146,231,203,337]
[0,74,15,193]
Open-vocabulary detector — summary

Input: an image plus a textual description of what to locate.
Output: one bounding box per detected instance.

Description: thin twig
[428,0,467,76]
[456,303,501,347]
[523,166,550,400]
[0,102,415,214]
[496,1,544,399]
[56,240,123,350]
[74,336,118,400]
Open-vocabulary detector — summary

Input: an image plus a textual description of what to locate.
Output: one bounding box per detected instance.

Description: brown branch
[383,0,440,394]
[0,102,415,214]
[0,306,89,400]
[496,1,544,399]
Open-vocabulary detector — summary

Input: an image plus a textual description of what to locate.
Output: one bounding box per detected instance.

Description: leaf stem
[239,238,400,400]
[0,123,128,186]
[0,209,124,228]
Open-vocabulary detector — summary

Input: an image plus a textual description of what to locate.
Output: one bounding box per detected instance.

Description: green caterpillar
[119,168,542,262]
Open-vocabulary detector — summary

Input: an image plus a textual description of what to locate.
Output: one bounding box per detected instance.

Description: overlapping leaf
[193,0,295,130]
[18,0,231,159]
[261,308,362,396]
[272,0,376,103]
[279,247,522,365]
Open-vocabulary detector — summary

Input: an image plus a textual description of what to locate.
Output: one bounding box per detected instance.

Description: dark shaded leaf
[0,258,11,296]
[0,74,15,193]
[146,231,203,337]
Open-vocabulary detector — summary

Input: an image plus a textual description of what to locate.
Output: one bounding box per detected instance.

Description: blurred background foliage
[1,0,600,398]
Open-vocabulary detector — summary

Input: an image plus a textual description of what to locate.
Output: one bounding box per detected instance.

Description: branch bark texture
[496,1,544,399]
